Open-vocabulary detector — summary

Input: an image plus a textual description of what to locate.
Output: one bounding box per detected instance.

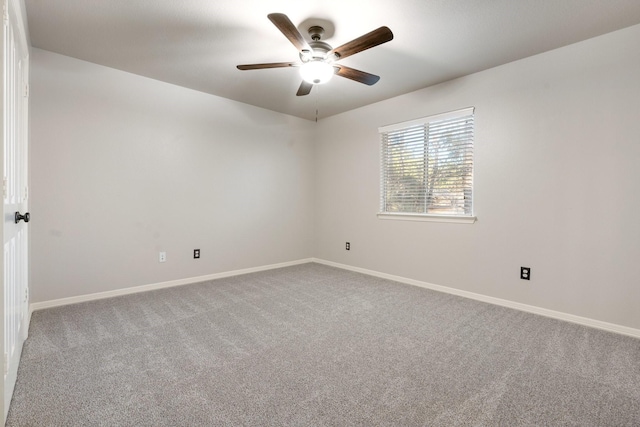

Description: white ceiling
[24,0,640,121]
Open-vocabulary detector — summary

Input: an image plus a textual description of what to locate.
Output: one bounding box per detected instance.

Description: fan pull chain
[315,85,319,123]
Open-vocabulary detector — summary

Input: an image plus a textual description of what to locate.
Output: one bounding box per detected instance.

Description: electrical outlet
[159,252,166,263]
[194,249,200,259]
[346,242,350,251]
[521,267,531,280]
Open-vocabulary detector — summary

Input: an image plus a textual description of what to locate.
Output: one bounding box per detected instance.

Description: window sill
[377,213,477,224]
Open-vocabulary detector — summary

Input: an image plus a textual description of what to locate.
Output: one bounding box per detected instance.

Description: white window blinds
[379,107,474,217]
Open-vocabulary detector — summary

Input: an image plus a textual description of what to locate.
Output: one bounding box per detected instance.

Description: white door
[2,0,29,420]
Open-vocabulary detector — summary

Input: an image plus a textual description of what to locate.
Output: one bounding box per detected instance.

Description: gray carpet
[7,263,640,426]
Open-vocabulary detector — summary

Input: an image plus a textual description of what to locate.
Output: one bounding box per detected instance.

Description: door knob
[14,212,30,224]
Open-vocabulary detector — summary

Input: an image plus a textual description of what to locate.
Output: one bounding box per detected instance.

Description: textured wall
[30,49,316,302]
[313,24,640,329]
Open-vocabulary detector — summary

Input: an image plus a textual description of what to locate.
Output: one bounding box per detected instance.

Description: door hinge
[24,287,29,303]
[24,84,29,98]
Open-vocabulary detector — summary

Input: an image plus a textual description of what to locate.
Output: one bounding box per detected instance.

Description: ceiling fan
[237,13,393,96]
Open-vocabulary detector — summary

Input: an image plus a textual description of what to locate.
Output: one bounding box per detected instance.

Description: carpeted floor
[6,263,640,426]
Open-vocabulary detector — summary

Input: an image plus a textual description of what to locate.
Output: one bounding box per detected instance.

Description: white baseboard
[30,257,640,340]
[312,258,640,340]
[30,258,314,312]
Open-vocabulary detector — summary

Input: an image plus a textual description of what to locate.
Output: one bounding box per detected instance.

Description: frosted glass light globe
[300,60,334,85]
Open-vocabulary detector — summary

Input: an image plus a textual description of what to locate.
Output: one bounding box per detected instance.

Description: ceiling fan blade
[334,65,380,85]
[237,62,297,70]
[296,81,313,96]
[329,26,393,60]
[268,13,312,54]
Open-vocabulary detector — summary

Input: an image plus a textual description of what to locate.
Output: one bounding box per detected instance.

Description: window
[379,107,475,223]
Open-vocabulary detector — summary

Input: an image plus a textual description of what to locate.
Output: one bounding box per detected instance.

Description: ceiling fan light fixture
[300,60,334,85]
[237,14,393,96]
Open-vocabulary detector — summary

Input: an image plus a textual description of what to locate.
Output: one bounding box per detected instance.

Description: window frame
[378,107,477,224]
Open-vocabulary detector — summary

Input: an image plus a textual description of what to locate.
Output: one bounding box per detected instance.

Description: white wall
[30,48,316,303]
[31,24,640,331]
[314,24,640,330]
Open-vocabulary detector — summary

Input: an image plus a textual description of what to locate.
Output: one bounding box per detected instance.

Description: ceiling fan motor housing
[301,41,333,61]
[299,26,337,63]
